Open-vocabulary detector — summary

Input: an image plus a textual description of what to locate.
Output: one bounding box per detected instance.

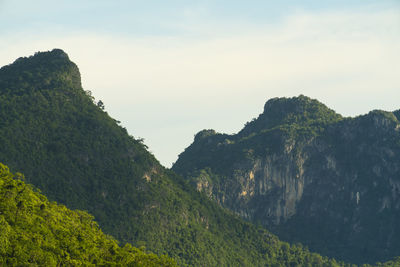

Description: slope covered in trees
[173,96,400,265]
[0,49,355,266]
[0,162,176,266]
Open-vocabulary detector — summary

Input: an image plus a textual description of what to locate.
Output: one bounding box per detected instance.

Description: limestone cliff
[173,96,400,264]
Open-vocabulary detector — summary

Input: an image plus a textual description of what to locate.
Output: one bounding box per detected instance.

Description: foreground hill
[0,162,175,266]
[0,50,351,266]
[173,95,400,264]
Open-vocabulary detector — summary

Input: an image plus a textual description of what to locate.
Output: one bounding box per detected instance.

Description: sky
[0,1,399,167]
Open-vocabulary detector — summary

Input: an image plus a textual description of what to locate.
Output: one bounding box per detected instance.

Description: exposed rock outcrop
[173,96,400,264]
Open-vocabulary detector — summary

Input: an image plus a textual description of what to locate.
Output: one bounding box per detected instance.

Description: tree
[97,100,105,110]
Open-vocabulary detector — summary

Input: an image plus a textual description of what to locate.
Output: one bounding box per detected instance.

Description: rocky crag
[173,95,400,264]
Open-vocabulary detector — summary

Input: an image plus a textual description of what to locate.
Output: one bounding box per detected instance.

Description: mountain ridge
[0,49,353,266]
[173,95,400,264]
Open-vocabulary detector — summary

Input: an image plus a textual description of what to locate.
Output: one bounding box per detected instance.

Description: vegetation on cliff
[173,96,400,265]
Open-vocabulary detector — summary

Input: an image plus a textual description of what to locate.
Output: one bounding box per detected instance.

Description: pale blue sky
[1,1,398,35]
[1,1,399,166]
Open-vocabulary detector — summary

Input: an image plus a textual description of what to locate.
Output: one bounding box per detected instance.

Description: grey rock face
[173,96,400,264]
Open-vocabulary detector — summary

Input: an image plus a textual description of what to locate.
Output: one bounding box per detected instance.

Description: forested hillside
[0,49,353,266]
[0,162,176,266]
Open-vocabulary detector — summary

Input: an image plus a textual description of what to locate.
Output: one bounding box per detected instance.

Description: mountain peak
[194,129,217,141]
[10,48,71,66]
[263,95,316,113]
[240,95,342,136]
[48,48,69,58]
[356,109,400,132]
[0,49,81,95]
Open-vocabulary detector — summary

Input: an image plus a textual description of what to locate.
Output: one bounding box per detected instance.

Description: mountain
[0,50,351,266]
[0,162,176,266]
[173,95,400,264]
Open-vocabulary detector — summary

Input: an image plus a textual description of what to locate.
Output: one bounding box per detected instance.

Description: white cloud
[0,8,399,166]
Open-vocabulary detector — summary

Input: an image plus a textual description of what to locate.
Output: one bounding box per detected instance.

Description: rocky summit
[173,95,400,264]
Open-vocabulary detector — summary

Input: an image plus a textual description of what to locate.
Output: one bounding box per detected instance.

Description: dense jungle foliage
[0,162,176,266]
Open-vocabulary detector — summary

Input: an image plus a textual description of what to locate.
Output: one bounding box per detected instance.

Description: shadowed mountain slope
[174,95,400,265]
